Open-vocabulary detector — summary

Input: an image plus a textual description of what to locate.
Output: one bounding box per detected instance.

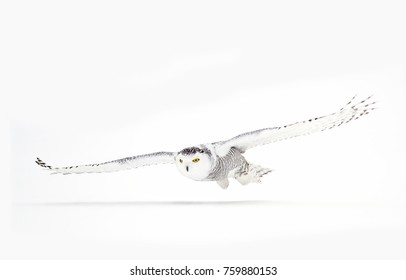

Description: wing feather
[215,95,376,154]
[36,152,175,175]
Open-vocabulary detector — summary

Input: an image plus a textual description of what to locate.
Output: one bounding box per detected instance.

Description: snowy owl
[36,95,375,189]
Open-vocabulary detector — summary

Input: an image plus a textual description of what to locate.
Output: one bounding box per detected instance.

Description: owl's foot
[235,164,272,185]
[216,178,230,189]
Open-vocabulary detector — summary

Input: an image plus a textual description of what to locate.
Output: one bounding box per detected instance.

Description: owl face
[175,147,213,181]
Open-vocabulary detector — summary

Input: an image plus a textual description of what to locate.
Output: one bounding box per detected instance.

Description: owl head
[175,146,213,180]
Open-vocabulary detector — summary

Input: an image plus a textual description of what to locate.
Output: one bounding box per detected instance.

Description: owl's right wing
[214,95,375,155]
[36,151,175,175]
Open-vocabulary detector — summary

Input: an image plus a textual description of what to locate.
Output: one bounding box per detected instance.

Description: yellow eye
[179,159,183,163]
[192,158,200,163]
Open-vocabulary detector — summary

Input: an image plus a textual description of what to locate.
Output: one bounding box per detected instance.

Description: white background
[1,0,406,263]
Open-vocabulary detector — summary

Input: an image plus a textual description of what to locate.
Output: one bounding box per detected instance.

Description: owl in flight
[36,96,375,189]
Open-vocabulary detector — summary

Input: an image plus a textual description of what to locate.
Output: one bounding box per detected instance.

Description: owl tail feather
[236,163,273,185]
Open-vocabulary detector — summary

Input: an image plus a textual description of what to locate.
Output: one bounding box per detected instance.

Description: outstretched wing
[36,152,175,175]
[214,95,376,154]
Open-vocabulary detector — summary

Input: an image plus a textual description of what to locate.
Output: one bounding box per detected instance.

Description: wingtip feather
[35,158,53,170]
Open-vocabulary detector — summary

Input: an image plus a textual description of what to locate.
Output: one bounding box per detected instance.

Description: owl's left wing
[36,151,175,175]
[214,96,375,154]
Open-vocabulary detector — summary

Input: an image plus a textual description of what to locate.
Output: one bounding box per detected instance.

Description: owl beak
[186,166,189,172]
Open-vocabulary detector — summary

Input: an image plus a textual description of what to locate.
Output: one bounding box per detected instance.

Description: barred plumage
[206,147,248,181]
